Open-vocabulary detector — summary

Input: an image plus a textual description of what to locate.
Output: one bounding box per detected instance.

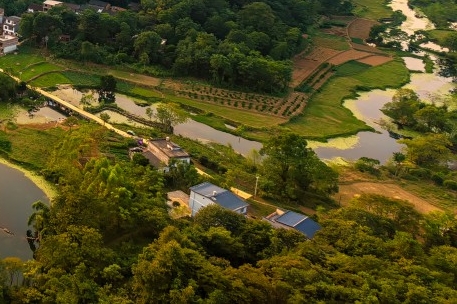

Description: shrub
[431,173,445,186]
[443,180,457,191]
[409,168,431,179]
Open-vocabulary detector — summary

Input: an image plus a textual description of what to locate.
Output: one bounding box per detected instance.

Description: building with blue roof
[189,182,249,217]
[264,209,321,239]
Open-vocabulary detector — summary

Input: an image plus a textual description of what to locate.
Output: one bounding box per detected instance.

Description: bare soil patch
[347,18,379,40]
[357,55,393,66]
[336,182,442,214]
[321,26,347,37]
[292,47,342,87]
[327,49,373,65]
[351,42,385,54]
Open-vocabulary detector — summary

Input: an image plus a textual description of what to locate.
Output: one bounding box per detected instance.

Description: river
[0,163,48,260]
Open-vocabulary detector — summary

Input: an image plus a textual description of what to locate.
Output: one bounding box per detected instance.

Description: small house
[129,137,190,171]
[0,35,18,55]
[189,182,249,217]
[43,0,63,12]
[264,209,321,239]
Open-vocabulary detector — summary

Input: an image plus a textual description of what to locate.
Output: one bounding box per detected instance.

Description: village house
[189,182,249,217]
[27,3,43,13]
[263,209,321,239]
[43,0,63,12]
[129,137,190,171]
[3,16,21,37]
[0,8,4,27]
[0,35,19,55]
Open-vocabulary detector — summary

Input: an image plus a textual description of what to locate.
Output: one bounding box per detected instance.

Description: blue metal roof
[190,182,226,197]
[213,191,248,211]
[294,218,321,239]
[190,182,248,212]
[276,211,306,227]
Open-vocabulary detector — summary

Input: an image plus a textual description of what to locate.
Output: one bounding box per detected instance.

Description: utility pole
[254,175,259,197]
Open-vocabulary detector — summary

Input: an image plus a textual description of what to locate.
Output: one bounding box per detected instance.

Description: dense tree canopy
[14,0,349,92]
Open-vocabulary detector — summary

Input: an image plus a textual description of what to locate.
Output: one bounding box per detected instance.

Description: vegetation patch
[335,61,371,77]
[284,59,409,139]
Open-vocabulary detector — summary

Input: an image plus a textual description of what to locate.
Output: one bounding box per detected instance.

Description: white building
[3,16,21,36]
[189,182,249,217]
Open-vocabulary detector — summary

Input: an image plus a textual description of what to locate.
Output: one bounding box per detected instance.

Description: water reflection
[0,164,48,260]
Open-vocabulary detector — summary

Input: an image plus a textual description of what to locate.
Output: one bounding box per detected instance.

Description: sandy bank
[0,158,57,201]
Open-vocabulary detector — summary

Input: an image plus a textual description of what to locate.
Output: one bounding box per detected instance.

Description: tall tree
[260,133,338,202]
[98,75,117,103]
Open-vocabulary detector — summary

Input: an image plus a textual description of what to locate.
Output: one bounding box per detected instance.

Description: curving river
[0,163,48,260]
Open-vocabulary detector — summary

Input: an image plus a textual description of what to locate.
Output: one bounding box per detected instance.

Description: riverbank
[0,157,56,201]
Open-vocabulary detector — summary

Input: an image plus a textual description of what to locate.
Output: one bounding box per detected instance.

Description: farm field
[0,11,408,141]
[352,0,393,20]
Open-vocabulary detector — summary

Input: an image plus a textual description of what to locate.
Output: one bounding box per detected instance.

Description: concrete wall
[189,192,214,217]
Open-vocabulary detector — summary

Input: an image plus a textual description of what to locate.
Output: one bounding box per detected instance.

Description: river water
[0,163,48,260]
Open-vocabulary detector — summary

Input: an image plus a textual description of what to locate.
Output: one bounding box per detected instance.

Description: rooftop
[149,138,190,159]
[27,3,43,11]
[190,182,249,211]
[43,0,63,5]
[265,209,321,239]
[6,16,21,23]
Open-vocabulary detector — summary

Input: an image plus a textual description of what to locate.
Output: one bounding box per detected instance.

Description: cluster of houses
[133,137,321,239]
[0,0,139,55]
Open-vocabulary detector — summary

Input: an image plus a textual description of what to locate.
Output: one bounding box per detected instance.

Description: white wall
[3,44,17,54]
[189,192,214,217]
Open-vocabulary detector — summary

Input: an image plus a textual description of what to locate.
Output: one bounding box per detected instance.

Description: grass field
[352,0,393,20]
[2,126,66,169]
[313,33,350,51]
[20,62,64,81]
[427,29,454,45]
[334,61,371,77]
[284,59,409,139]
[164,93,286,128]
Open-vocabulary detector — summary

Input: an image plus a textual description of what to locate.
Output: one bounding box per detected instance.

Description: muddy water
[388,0,435,35]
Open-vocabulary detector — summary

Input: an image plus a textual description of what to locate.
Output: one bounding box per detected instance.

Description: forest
[10,0,354,92]
[0,121,457,303]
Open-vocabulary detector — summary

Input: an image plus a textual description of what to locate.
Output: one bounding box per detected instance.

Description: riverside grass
[284,59,410,139]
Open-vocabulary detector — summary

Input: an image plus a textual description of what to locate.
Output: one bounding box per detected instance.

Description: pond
[0,163,48,260]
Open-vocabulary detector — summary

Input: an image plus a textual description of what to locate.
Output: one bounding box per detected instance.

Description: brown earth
[357,55,394,66]
[335,170,443,214]
[327,49,373,65]
[347,18,379,40]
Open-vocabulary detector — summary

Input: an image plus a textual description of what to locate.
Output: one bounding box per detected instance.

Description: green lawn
[63,71,101,86]
[334,61,371,77]
[352,0,393,20]
[284,59,410,139]
[28,72,71,87]
[313,33,350,51]
[20,62,64,81]
[427,29,454,45]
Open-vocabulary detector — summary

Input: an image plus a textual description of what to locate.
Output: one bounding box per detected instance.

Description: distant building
[0,8,4,25]
[264,209,321,239]
[0,35,18,55]
[189,182,249,217]
[27,3,44,13]
[43,0,63,12]
[3,16,21,36]
[61,2,81,13]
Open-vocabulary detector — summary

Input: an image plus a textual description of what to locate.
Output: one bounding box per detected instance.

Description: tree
[100,112,110,125]
[98,75,117,103]
[154,103,187,133]
[28,200,51,243]
[145,107,153,120]
[382,89,422,127]
[260,133,338,202]
[0,74,17,101]
[399,133,452,168]
[63,116,79,132]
